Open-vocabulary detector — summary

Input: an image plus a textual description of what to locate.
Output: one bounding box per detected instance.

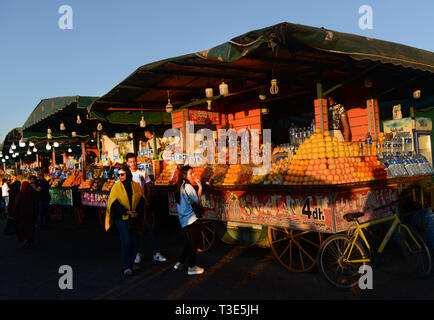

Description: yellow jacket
[105,180,144,231]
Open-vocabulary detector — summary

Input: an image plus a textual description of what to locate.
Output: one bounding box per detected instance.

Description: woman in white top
[2,178,10,215]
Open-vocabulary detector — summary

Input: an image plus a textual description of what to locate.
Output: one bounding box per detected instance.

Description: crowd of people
[1,153,206,277]
[1,173,51,247]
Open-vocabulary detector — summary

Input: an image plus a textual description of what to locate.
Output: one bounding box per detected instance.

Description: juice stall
[72,22,434,271]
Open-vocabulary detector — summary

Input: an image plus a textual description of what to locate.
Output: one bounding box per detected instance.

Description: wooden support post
[81,141,86,179]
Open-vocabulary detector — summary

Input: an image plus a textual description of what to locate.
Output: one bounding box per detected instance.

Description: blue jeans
[114,219,140,271]
[141,207,157,255]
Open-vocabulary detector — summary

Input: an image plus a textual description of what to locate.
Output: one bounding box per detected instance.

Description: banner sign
[169,186,398,233]
[188,110,220,125]
[49,188,73,207]
[81,191,109,207]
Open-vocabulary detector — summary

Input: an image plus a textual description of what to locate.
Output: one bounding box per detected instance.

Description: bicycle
[317,200,432,289]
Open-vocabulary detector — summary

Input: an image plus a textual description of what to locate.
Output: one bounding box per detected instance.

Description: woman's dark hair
[174,165,192,204]
[119,165,133,182]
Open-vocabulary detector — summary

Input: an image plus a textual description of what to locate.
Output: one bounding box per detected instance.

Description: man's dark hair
[125,153,136,161]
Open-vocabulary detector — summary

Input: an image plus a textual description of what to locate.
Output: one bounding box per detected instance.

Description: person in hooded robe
[12,181,38,248]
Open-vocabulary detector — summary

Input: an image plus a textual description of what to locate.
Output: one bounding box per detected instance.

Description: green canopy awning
[87,110,171,126]
[23,96,99,131]
[90,22,434,114]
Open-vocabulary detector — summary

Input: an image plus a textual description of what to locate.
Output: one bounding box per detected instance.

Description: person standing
[7,176,21,218]
[2,178,10,217]
[34,173,51,230]
[327,92,351,142]
[125,153,166,264]
[144,128,162,156]
[11,181,38,248]
[105,166,146,276]
[173,165,204,276]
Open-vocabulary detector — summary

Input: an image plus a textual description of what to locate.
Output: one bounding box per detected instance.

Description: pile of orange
[284,156,388,185]
[294,129,359,160]
[223,164,241,185]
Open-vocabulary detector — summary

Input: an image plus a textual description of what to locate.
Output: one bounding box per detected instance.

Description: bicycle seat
[343,212,365,222]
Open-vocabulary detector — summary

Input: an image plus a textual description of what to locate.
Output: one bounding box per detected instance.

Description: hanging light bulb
[205,87,214,98]
[166,100,173,113]
[270,78,279,95]
[165,90,173,113]
[68,148,72,153]
[27,148,31,155]
[140,116,146,128]
[71,131,77,137]
[76,115,82,124]
[12,153,16,158]
[47,133,52,139]
[97,123,103,131]
[207,100,212,111]
[261,107,269,115]
[19,138,26,147]
[47,127,52,134]
[259,86,267,100]
[53,142,60,148]
[29,141,34,147]
[46,142,51,150]
[11,142,16,150]
[1,159,4,163]
[219,80,229,96]
[5,155,9,160]
[33,147,37,153]
[60,122,66,131]
[9,148,13,154]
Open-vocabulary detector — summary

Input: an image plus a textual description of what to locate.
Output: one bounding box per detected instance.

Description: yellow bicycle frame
[342,213,422,264]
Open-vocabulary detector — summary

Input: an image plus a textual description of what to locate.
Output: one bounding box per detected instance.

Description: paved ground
[1,207,434,307]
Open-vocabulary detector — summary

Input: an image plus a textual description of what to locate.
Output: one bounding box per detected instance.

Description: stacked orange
[284,129,388,185]
[222,164,241,185]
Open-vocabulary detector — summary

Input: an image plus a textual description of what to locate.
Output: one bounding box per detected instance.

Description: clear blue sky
[1,0,433,142]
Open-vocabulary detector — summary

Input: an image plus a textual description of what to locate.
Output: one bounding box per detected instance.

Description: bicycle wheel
[399,225,432,277]
[317,234,369,289]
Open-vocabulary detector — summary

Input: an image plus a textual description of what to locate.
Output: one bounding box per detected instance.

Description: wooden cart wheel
[53,205,62,221]
[197,220,216,253]
[98,208,106,226]
[73,207,84,225]
[268,227,323,272]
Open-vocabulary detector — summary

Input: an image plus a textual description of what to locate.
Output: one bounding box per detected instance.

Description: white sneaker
[173,262,184,270]
[123,268,133,276]
[154,252,167,262]
[134,253,142,264]
[187,266,204,275]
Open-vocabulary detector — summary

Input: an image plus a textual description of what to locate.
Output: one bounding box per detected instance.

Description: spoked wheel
[317,234,369,289]
[73,206,84,225]
[98,208,106,226]
[399,225,432,277]
[53,205,63,221]
[197,220,215,253]
[268,227,323,272]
